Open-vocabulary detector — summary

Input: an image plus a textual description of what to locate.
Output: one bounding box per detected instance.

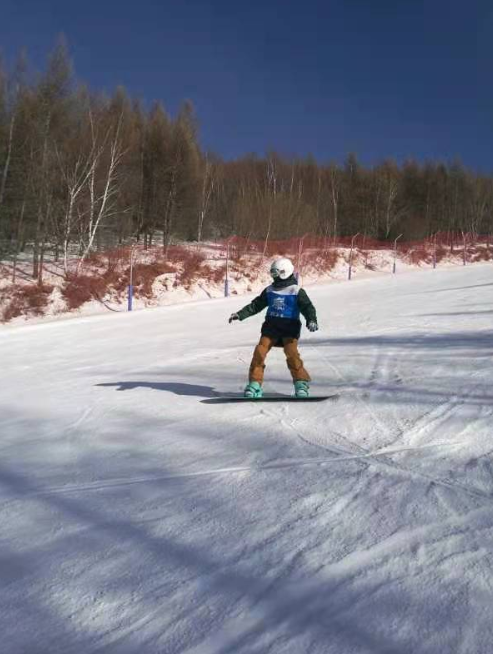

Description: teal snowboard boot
[294,380,310,398]
[244,381,263,398]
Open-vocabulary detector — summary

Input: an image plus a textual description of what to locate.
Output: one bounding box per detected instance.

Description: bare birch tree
[328,163,341,242]
[76,111,125,272]
[197,153,215,242]
[469,177,490,238]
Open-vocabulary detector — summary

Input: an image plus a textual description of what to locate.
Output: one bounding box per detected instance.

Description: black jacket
[236,275,317,343]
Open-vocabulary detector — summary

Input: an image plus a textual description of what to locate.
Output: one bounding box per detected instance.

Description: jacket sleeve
[237,289,268,320]
[297,288,317,324]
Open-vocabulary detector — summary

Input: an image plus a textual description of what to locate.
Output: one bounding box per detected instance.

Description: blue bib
[266,285,300,320]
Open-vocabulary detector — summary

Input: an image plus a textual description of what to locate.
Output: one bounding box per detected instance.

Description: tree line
[1,40,492,282]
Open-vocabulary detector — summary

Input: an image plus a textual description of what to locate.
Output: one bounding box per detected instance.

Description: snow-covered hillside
[2,241,489,327]
[1,263,493,653]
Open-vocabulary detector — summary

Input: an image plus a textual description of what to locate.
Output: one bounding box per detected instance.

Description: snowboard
[202,394,338,404]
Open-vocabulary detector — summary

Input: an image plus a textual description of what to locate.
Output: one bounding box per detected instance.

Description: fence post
[225,243,229,297]
[348,232,360,280]
[392,234,403,274]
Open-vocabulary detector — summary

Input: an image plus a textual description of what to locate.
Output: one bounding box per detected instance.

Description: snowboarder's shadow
[96,381,220,398]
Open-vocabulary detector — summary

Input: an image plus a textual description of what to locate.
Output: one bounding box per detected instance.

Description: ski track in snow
[0,440,463,502]
[1,264,493,653]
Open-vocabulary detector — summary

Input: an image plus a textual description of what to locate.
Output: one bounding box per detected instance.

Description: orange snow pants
[248,336,311,384]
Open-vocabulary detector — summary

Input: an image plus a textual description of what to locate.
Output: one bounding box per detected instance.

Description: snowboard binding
[294,381,310,398]
[244,381,263,399]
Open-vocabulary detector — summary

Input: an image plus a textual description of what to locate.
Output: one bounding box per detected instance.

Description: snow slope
[1,264,493,653]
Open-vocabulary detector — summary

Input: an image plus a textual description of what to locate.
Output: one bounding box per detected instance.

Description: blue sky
[1,0,492,170]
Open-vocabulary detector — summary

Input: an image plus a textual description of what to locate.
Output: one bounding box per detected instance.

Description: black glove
[229,313,239,324]
[307,321,318,332]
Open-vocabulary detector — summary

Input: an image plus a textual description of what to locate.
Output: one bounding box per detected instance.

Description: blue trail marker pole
[128,284,133,311]
[128,246,134,311]
[224,241,230,297]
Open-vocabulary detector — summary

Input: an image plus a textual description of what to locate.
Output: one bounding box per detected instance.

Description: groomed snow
[1,263,492,653]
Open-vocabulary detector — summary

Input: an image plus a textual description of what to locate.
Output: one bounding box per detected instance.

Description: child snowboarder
[229,257,318,398]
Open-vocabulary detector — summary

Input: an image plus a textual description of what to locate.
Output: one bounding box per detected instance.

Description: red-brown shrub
[1,283,54,323]
[177,252,206,288]
[166,245,195,263]
[127,261,176,297]
[403,248,432,266]
[83,250,106,267]
[435,246,448,264]
[359,250,377,270]
[471,247,493,262]
[62,274,109,310]
[310,249,339,273]
[201,264,226,285]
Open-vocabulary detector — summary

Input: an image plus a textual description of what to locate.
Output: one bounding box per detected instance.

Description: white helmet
[270,257,294,280]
